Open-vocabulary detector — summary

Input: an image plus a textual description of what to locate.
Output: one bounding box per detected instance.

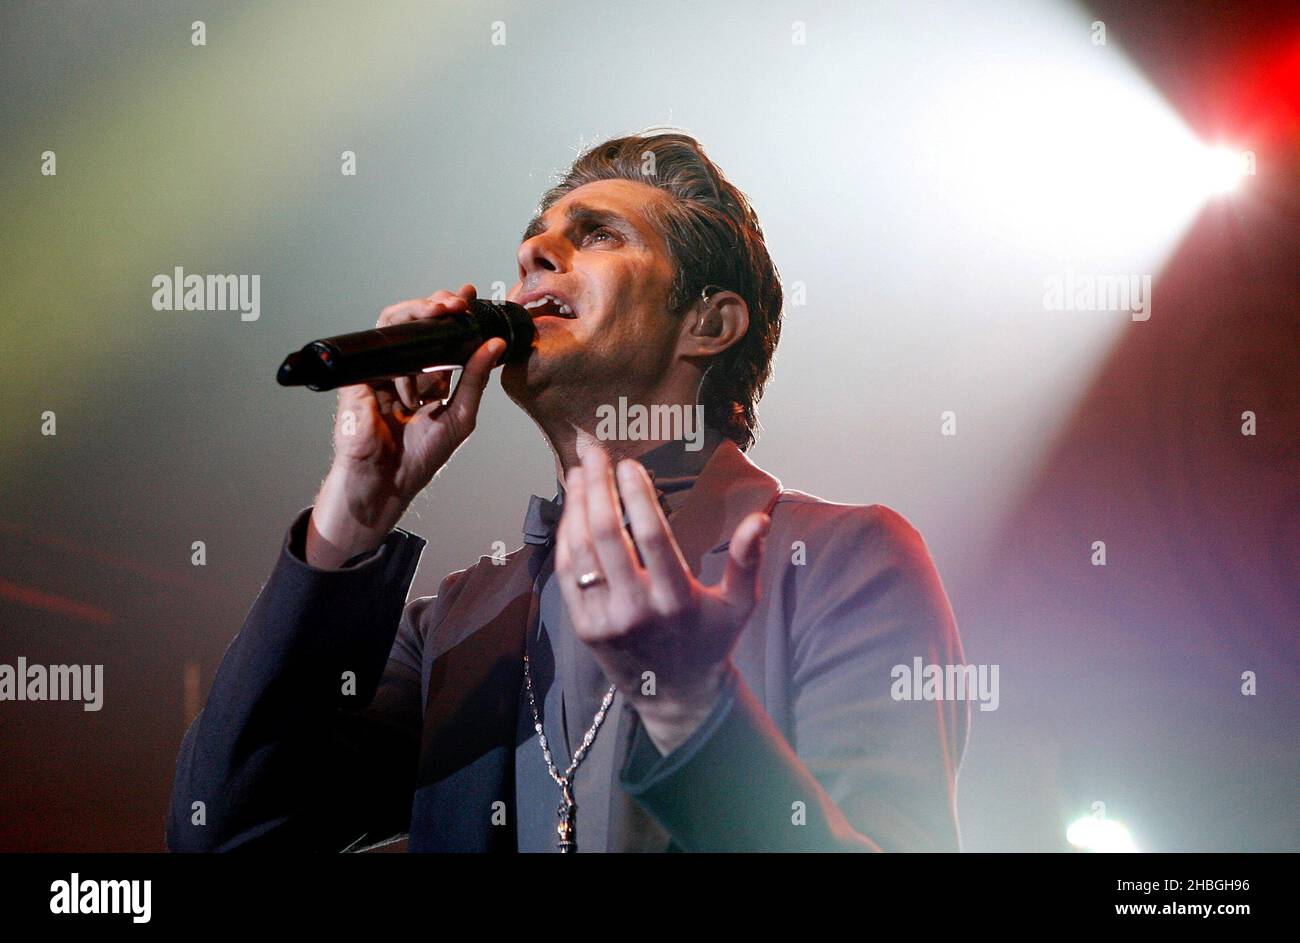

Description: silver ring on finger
[576,570,606,591]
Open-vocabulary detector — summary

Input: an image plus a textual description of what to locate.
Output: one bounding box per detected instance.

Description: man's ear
[679,290,749,360]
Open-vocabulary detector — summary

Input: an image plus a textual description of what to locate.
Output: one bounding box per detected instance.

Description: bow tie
[521,471,674,546]
[522,493,564,546]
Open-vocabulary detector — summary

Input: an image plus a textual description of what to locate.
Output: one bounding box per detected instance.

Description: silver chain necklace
[522,652,618,853]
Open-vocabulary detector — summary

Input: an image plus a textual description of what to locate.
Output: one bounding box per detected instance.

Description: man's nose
[516,231,565,279]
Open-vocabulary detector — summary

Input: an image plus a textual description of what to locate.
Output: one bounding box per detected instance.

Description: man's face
[502,178,682,418]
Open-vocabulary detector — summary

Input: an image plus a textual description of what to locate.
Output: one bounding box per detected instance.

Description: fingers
[582,449,643,602]
[718,511,771,613]
[337,377,393,424]
[409,286,483,405]
[377,288,476,411]
[438,338,505,434]
[555,463,607,632]
[376,289,473,329]
[412,368,453,407]
[558,449,710,641]
[616,459,691,609]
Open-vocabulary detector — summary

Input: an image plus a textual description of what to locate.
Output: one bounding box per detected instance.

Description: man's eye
[584,227,617,245]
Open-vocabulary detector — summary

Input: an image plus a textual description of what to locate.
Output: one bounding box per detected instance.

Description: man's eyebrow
[521,203,637,243]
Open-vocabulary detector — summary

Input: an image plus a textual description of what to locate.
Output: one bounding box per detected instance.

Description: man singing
[166,131,969,853]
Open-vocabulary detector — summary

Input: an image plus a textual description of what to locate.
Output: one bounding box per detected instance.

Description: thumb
[718,511,771,612]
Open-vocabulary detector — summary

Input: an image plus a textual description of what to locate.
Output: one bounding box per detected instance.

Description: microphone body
[276,299,535,391]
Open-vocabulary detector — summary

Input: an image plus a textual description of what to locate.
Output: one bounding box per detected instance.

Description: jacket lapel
[668,439,784,576]
[411,542,541,852]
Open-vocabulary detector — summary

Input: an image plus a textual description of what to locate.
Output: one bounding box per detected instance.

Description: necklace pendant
[556,802,577,853]
[556,817,575,853]
[556,783,577,853]
[522,656,617,856]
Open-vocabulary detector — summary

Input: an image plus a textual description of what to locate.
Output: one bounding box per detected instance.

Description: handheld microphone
[276,299,536,391]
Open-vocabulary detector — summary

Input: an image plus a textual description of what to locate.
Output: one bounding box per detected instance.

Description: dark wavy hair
[536,130,783,452]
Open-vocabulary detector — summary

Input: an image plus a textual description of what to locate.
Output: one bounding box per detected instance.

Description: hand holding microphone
[303,284,513,569]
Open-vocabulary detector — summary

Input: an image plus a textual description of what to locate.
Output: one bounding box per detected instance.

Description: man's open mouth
[520,293,577,319]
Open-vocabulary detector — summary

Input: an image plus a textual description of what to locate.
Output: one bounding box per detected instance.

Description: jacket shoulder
[767,490,956,648]
[771,489,932,554]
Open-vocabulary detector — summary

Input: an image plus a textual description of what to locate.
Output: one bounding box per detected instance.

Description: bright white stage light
[910,36,1218,276]
[823,3,1242,556]
[1067,815,1139,852]
[1200,145,1252,194]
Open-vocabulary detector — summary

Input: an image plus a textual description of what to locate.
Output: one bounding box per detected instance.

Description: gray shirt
[514,427,724,852]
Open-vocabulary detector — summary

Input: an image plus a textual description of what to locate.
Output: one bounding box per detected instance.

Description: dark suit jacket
[166,440,969,852]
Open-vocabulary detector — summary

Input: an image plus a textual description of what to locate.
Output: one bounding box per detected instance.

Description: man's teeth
[522,294,573,316]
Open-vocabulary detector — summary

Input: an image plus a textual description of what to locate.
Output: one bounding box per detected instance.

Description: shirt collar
[606,423,725,497]
[521,425,726,546]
